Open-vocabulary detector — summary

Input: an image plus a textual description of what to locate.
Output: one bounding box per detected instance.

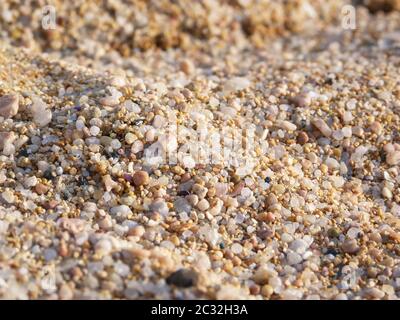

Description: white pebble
[110,205,132,217]
[1,190,15,204]
[24,176,38,188]
[276,120,297,131]
[90,126,100,136]
[110,139,122,149]
[223,77,250,94]
[31,97,52,127]
[342,126,352,138]
[325,157,339,170]
[95,238,112,255]
[231,243,243,254]
[197,199,210,211]
[289,239,308,254]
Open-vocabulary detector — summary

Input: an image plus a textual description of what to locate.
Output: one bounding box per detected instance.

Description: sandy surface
[1,1,400,300]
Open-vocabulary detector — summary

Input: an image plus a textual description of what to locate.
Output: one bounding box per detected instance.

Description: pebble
[186,194,199,206]
[342,239,360,254]
[261,285,273,298]
[109,75,126,87]
[125,132,136,144]
[231,243,243,254]
[128,225,145,238]
[253,266,275,285]
[291,93,311,108]
[43,248,58,261]
[192,184,208,199]
[277,120,297,131]
[312,118,332,137]
[382,187,393,199]
[110,139,122,149]
[289,239,308,254]
[342,111,353,123]
[0,132,16,155]
[281,288,303,300]
[0,94,19,118]
[59,284,74,300]
[31,97,52,127]
[100,94,121,106]
[98,216,113,230]
[369,232,382,243]
[35,183,49,195]
[266,193,278,206]
[342,127,352,138]
[110,205,132,217]
[257,227,274,240]
[196,199,210,211]
[223,77,250,94]
[89,126,100,136]
[249,284,260,295]
[370,121,382,134]
[44,199,59,210]
[133,171,149,186]
[386,150,400,166]
[327,227,340,238]
[174,197,192,213]
[287,251,302,265]
[1,190,15,204]
[103,174,117,192]
[95,238,113,255]
[153,115,166,128]
[166,269,199,288]
[351,145,369,163]
[297,131,309,144]
[180,59,195,75]
[1,5,400,300]
[150,199,169,216]
[363,287,385,299]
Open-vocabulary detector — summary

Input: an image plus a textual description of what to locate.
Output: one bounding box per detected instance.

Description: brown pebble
[180,59,195,75]
[35,183,49,195]
[128,225,145,237]
[370,121,382,134]
[258,212,275,223]
[249,284,260,295]
[369,248,381,260]
[297,131,309,145]
[181,173,191,183]
[266,193,278,206]
[342,239,360,254]
[59,241,69,257]
[149,211,161,221]
[43,199,59,209]
[265,212,275,222]
[232,256,242,266]
[133,171,149,186]
[231,181,244,197]
[367,266,378,278]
